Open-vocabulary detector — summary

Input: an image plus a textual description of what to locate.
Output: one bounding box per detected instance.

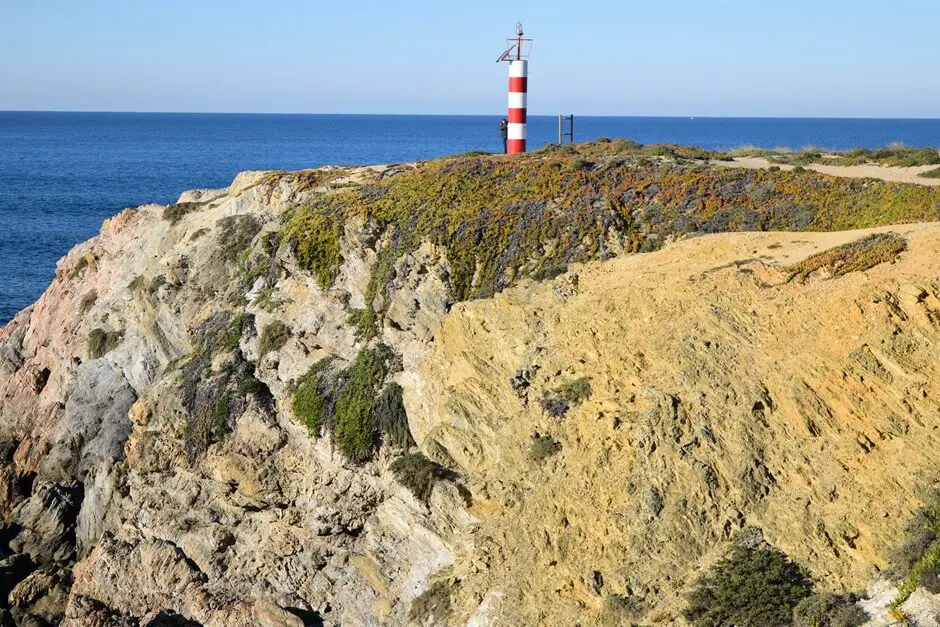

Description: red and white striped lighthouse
[498,22,532,155]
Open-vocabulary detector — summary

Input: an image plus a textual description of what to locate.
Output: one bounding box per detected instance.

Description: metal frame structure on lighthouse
[497,23,532,155]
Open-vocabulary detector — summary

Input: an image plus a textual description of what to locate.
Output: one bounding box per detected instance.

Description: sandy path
[714,156,940,186]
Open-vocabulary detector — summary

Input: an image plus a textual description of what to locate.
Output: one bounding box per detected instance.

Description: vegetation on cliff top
[275,140,939,336]
[732,144,940,169]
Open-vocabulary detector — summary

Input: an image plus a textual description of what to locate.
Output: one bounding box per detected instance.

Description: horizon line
[3,110,940,121]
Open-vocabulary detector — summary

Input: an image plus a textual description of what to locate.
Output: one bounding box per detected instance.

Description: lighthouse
[498,22,532,155]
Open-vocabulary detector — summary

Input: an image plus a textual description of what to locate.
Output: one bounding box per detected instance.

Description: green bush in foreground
[889,494,940,609]
[289,344,410,463]
[792,592,868,627]
[334,345,394,462]
[683,542,813,626]
[291,358,334,437]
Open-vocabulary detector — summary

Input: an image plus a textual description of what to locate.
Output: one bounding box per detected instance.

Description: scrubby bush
[347,307,377,341]
[87,328,124,359]
[219,312,249,352]
[179,311,271,460]
[390,453,456,503]
[792,592,868,627]
[334,345,395,462]
[529,435,562,461]
[683,542,813,626]
[600,593,646,625]
[540,377,592,417]
[289,345,411,462]
[919,166,940,179]
[889,494,940,609]
[291,358,334,437]
[216,214,263,263]
[258,320,290,356]
[163,201,204,225]
[373,382,414,449]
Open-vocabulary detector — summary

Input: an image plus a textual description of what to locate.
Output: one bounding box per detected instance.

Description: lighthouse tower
[498,23,532,155]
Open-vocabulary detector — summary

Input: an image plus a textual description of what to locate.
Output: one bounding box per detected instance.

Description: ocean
[4,111,940,323]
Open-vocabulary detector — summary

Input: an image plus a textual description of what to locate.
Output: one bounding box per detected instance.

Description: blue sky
[2,0,939,117]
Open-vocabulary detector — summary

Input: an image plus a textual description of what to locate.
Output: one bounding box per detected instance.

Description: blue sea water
[4,111,940,323]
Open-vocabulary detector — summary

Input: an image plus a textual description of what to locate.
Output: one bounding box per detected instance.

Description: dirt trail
[715,156,940,186]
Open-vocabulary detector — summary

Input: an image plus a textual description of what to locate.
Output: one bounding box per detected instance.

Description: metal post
[570,114,574,143]
[558,115,563,144]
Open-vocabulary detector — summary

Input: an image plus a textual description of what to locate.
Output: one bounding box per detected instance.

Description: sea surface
[4,111,940,323]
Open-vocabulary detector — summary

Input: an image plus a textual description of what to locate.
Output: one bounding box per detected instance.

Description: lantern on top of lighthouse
[497,22,532,155]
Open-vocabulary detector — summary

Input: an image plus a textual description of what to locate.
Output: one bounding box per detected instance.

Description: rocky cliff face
[1,146,940,626]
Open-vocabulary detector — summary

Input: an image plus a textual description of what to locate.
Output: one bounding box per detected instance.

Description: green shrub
[919,166,940,179]
[540,377,592,417]
[530,435,562,461]
[348,307,378,341]
[390,453,455,503]
[793,165,808,173]
[88,328,124,359]
[409,579,457,624]
[179,312,272,460]
[889,494,940,609]
[373,382,414,449]
[333,345,395,462]
[792,592,868,627]
[683,542,813,626]
[258,320,290,356]
[163,201,204,225]
[216,214,263,263]
[290,346,409,461]
[291,358,335,436]
[219,312,249,352]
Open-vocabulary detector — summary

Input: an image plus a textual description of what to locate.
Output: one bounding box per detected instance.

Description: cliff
[1,143,940,626]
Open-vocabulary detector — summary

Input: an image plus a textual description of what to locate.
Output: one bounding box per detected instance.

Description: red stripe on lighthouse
[507,59,528,155]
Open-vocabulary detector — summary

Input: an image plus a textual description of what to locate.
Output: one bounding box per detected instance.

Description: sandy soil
[715,156,940,186]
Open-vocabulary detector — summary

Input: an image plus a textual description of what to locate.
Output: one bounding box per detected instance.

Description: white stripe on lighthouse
[507,123,526,140]
[509,60,528,78]
[508,92,527,109]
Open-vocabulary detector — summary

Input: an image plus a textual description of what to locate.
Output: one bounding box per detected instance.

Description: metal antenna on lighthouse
[497,22,532,155]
